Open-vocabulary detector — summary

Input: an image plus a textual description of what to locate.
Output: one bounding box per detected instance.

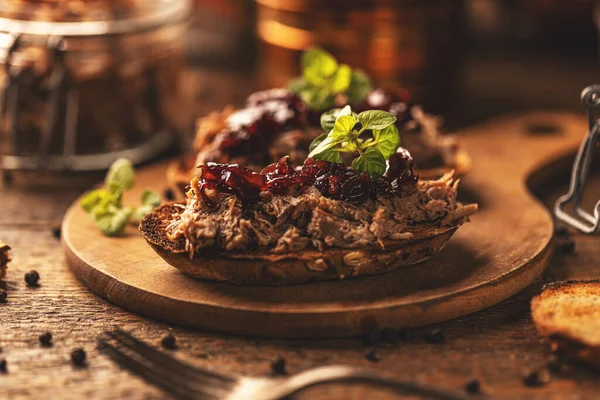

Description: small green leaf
[309,133,328,153]
[347,69,372,104]
[331,64,352,93]
[308,135,344,158]
[302,47,338,85]
[105,158,135,193]
[141,190,161,208]
[131,204,154,225]
[94,206,133,237]
[81,189,114,213]
[320,105,353,132]
[287,77,310,93]
[314,148,343,163]
[357,110,397,130]
[372,125,401,158]
[351,147,387,178]
[332,115,357,140]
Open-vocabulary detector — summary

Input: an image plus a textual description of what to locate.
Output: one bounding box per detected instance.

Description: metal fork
[97,328,472,400]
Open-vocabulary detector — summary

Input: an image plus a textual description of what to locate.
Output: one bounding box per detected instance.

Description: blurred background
[1,0,599,173]
[189,0,600,129]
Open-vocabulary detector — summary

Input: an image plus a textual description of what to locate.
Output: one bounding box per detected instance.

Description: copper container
[256,0,465,113]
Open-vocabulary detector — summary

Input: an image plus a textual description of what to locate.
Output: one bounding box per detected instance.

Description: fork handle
[258,365,471,400]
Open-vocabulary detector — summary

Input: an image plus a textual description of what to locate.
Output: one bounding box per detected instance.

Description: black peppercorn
[464,378,481,394]
[381,328,398,344]
[163,188,175,201]
[71,348,86,366]
[161,333,176,349]
[25,270,40,287]
[39,332,53,347]
[51,227,61,240]
[554,225,569,237]
[523,369,549,387]
[0,359,6,373]
[2,171,13,185]
[558,240,575,254]
[0,290,7,303]
[424,328,445,344]
[364,348,380,362]
[270,356,287,375]
[397,327,415,341]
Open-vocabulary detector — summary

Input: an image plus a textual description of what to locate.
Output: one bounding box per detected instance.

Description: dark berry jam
[218,89,308,160]
[356,88,414,127]
[197,149,417,207]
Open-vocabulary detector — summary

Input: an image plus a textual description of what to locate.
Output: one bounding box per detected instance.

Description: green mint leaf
[308,135,344,158]
[298,86,335,111]
[357,110,396,130]
[320,105,353,132]
[105,158,135,194]
[81,189,114,214]
[141,190,161,208]
[131,204,154,225]
[314,148,342,163]
[351,147,387,178]
[331,64,352,93]
[347,69,372,104]
[287,77,310,93]
[94,206,133,237]
[372,125,401,158]
[302,47,338,85]
[309,133,328,153]
[331,115,357,140]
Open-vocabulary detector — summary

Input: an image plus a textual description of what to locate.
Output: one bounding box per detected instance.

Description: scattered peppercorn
[25,270,40,287]
[161,333,176,349]
[52,226,61,240]
[71,348,86,366]
[364,348,380,362]
[464,378,481,394]
[523,369,549,387]
[424,328,445,344]
[547,355,563,373]
[163,188,175,201]
[558,240,575,254]
[0,290,7,303]
[381,328,398,344]
[270,356,287,375]
[2,171,13,185]
[397,327,415,341]
[39,332,53,347]
[0,359,6,373]
[363,328,382,346]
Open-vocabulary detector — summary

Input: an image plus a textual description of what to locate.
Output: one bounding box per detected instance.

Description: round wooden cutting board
[63,112,585,338]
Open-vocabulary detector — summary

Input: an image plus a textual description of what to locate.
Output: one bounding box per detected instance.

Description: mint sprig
[80,158,161,236]
[288,47,372,110]
[308,107,400,178]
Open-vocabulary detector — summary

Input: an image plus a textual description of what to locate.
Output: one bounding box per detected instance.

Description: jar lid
[0,0,191,38]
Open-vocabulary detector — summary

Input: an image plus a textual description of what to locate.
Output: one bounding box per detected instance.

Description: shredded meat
[166,172,472,257]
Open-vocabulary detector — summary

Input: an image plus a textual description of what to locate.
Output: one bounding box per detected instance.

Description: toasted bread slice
[531,280,600,371]
[141,202,475,286]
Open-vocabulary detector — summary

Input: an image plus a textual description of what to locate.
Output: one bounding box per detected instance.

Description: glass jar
[0,0,191,171]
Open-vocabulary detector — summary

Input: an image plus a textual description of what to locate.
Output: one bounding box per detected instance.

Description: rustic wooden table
[0,129,599,400]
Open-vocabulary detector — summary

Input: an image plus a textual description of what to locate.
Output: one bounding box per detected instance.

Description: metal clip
[554,85,600,234]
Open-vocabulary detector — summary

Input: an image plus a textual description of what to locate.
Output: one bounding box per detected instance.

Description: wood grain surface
[2,112,600,399]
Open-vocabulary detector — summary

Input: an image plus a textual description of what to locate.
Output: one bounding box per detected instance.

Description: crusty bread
[140,202,475,286]
[531,280,600,371]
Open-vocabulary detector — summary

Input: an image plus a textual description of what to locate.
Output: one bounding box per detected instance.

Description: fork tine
[107,328,235,384]
[98,338,203,400]
[100,330,235,399]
